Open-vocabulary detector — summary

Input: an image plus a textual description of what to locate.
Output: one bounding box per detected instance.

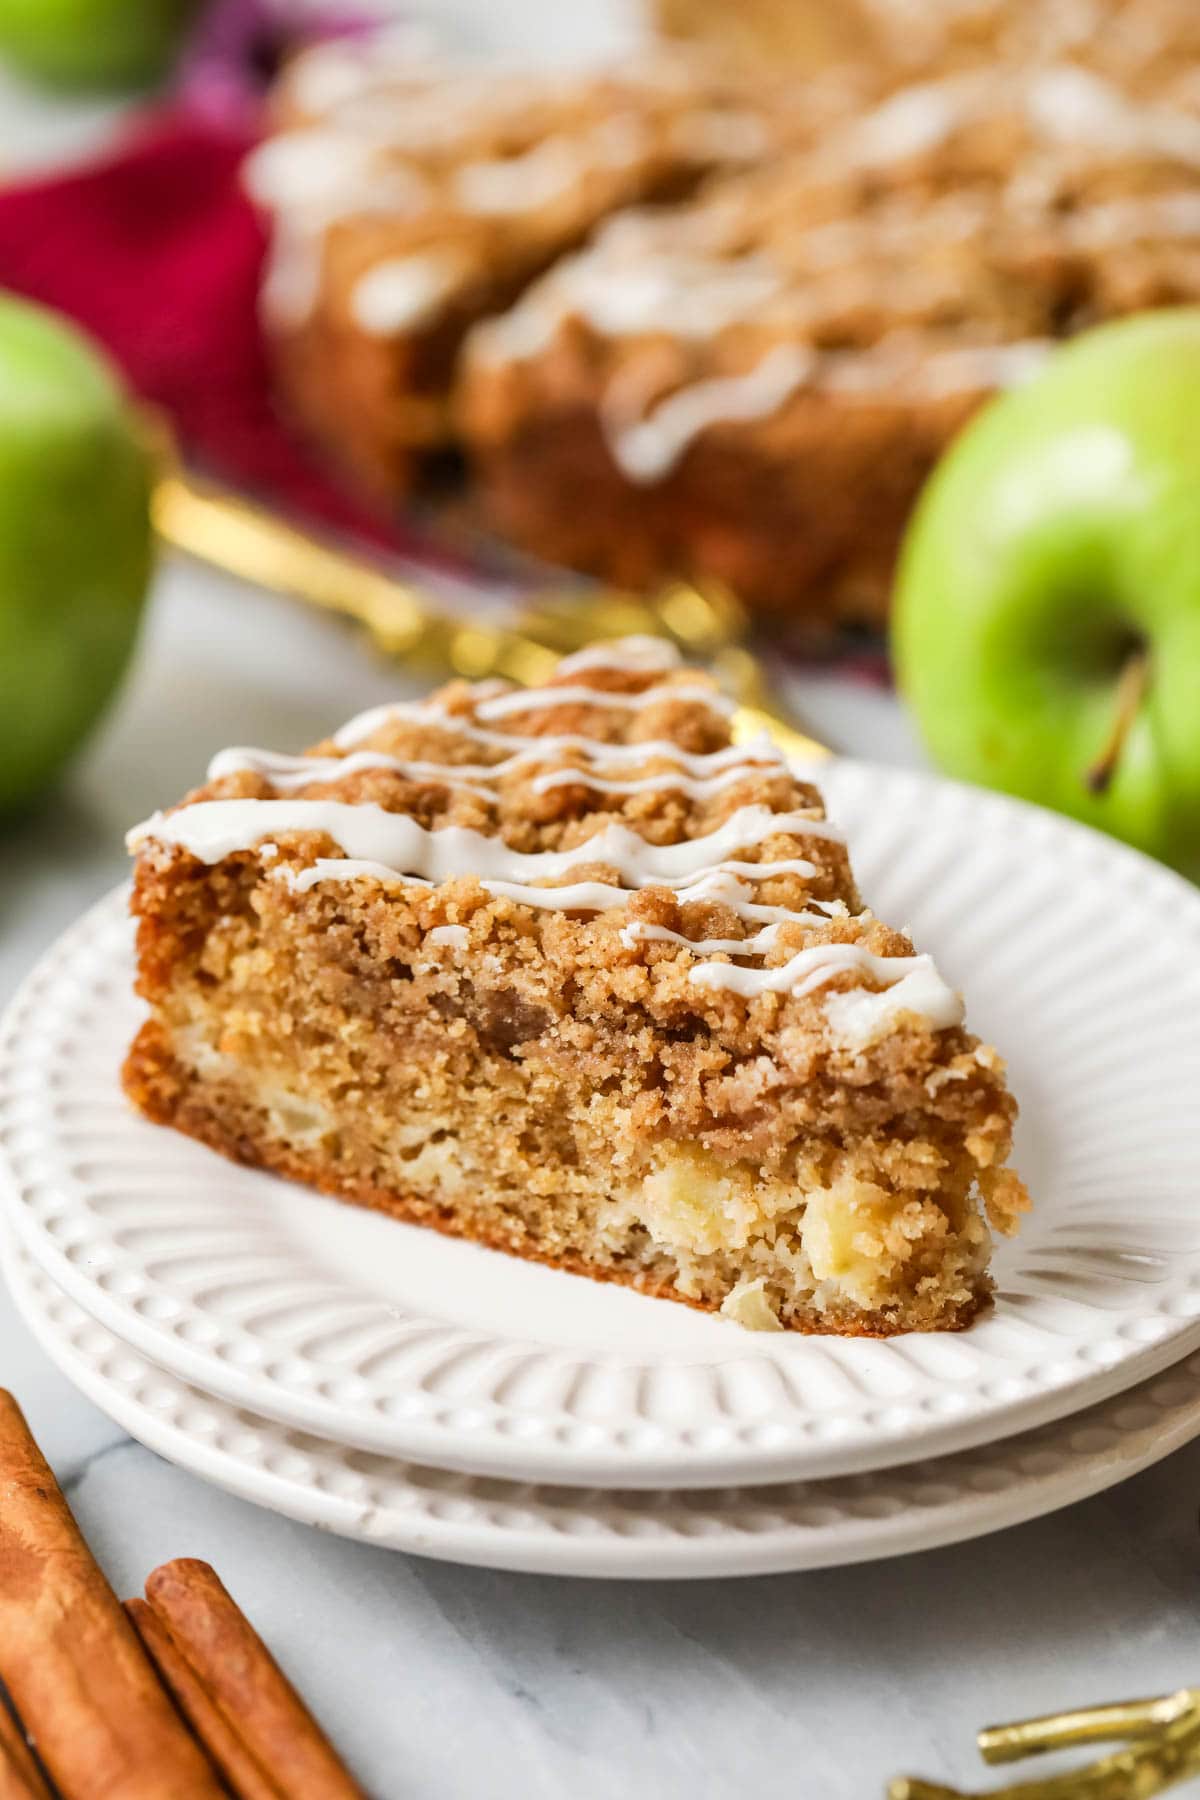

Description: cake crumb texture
[125,642,1030,1334]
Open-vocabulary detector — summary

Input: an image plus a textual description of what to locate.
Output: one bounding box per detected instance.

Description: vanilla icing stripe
[128,801,842,881]
[131,642,963,1029]
[473,680,735,722]
[687,858,824,880]
[553,635,682,676]
[529,762,788,800]
[333,705,781,769]
[207,741,788,801]
[623,921,784,956]
[606,343,817,483]
[620,919,852,956]
[669,872,827,923]
[691,942,964,1027]
[207,746,503,801]
[352,251,470,335]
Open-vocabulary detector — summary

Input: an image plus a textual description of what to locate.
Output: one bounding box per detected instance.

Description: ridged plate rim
[9,1233,1200,1579]
[3,761,1200,1488]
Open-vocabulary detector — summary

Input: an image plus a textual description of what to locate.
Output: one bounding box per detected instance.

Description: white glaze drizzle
[244,133,436,329]
[132,643,961,1030]
[472,679,735,722]
[352,251,469,335]
[832,64,1200,174]
[470,244,787,368]
[257,34,790,338]
[208,740,784,799]
[243,129,412,214]
[1024,64,1200,165]
[470,235,1052,473]
[618,917,837,956]
[836,76,971,167]
[691,942,962,1029]
[554,635,681,676]
[529,762,786,800]
[671,870,834,918]
[1060,190,1200,248]
[601,338,1051,481]
[284,856,417,895]
[330,698,781,773]
[623,921,783,956]
[453,138,585,216]
[208,746,498,802]
[128,801,840,883]
[605,344,817,482]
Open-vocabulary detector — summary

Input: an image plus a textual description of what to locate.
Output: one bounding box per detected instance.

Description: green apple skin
[0,294,152,818]
[894,309,1200,882]
[0,0,195,88]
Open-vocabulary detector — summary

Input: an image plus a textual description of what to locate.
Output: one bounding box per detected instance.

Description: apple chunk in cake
[124,639,1029,1334]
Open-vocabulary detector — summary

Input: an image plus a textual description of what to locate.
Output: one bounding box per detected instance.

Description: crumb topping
[128,640,977,1056]
[124,637,1029,1335]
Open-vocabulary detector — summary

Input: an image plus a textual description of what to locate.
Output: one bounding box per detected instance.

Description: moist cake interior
[124,640,1028,1335]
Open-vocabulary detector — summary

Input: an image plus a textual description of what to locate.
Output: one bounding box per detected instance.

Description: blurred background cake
[242,9,1200,632]
[246,36,854,498]
[656,0,1200,100]
[459,66,1200,626]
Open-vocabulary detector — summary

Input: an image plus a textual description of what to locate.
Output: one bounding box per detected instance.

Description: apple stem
[1084,647,1150,796]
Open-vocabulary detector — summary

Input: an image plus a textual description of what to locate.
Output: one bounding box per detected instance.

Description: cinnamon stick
[144,1559,365,1800]
[126,1599,282,1800]
[0,1391,225,1800]
[0,1703,51,1800]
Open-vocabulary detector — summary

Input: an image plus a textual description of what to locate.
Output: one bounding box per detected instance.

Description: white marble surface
[2,13,1200,1797]
[7,537,1200,1800]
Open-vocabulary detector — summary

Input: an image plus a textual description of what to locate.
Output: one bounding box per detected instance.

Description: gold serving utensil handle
[150,462,830,765]
[889,1689,1200,1799]
[977,1690,1200,1765]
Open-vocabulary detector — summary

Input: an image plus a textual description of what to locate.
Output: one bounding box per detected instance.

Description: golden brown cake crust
[124,649,1029,1336]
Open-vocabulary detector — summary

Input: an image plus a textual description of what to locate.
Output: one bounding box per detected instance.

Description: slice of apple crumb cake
[124,638,1029,1334]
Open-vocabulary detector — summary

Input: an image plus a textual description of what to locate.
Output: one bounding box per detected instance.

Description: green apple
[894,309,1200,881]
[0,294,152,817]
[0,0,195,89]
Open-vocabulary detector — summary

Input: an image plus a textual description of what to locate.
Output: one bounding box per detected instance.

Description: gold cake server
[150,463,830,766]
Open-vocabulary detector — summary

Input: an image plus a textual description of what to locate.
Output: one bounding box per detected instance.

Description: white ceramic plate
[3,762,1200,1490]
[9,1233,1200,1579]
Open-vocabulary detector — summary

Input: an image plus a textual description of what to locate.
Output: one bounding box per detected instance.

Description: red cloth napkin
[0,113,441,561]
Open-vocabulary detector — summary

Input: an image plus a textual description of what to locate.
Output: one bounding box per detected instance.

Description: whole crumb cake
[250,18,1200,631]
[246,30,851,497]
[124,640,1029,1335]
[459,62,1200,626]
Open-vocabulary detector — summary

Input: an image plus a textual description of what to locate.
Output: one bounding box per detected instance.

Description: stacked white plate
[4,761,1200,1578]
